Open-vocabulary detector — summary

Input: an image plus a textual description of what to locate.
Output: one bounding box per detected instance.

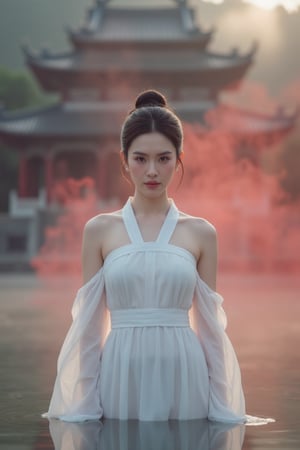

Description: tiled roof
[76,7,205,42]
[205,105,298,134]
[0,101,297,144]
[0,104,123,140]
[0,101,212,141]
[26,48,253,73]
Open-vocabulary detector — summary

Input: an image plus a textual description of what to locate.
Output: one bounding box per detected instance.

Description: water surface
[0,273,299,449]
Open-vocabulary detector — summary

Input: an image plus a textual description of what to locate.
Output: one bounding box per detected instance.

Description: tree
[0,67,51,110]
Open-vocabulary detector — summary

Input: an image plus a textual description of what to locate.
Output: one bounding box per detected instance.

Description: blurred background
[0,1,299,449]
[0,0,299,272]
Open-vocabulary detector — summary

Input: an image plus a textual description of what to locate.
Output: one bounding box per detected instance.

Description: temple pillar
[45,156,54,203]
[18,156,28,198]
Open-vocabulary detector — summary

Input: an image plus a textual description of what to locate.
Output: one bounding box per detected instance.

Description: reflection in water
[1,274,299,449]
[49,418,245,450]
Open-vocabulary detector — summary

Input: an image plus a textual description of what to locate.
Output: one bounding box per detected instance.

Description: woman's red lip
[145,182,160,185]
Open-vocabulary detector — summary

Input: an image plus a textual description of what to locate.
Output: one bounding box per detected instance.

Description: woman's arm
[81,218,104,284]
[196,221,218,291]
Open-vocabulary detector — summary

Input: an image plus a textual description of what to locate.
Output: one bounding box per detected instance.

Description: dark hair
[121,90,184,163]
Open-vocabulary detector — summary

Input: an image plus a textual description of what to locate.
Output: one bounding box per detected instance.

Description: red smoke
[174,120,300,272]
[32,82,300,276]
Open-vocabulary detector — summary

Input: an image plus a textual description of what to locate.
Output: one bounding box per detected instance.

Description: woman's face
[126,132,178,197]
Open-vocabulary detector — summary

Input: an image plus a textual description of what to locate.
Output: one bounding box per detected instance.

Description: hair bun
[135,90,167,109]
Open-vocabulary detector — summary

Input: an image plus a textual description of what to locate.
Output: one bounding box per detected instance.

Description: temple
[0,0,296,268]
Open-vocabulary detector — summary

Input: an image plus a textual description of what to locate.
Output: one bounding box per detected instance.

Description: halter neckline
[122,198,179,245]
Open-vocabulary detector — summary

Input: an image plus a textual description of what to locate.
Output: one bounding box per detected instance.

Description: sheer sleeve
[42,268,109,422]
[190,274,246,423]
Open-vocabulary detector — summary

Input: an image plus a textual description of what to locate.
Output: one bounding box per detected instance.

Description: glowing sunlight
[201,0,300,13]
[214,6,282,55]
[243,0,300,12]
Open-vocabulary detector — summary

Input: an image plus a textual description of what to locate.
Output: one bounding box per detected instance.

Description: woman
[43,90,247,423]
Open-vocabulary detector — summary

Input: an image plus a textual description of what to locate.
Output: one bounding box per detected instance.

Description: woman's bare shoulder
[178,210,217,238]
[83,209,123,237]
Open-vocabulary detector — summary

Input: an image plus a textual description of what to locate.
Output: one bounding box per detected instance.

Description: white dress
[43,198,246,423]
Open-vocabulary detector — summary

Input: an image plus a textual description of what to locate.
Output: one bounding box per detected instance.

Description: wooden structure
[0,0,296,207]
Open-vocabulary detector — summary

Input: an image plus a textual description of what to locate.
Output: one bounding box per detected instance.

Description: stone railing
[9,189,46,218]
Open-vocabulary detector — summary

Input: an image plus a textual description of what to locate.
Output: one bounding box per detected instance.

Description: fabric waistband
[110,308,190,329]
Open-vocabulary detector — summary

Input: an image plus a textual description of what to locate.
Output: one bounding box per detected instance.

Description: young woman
[43,90,247,423]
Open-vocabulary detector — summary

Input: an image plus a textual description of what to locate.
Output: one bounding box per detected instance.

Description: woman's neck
[130,193,171,216]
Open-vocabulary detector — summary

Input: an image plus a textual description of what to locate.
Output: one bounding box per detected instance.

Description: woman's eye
[160,156,170,162]
[135,156,145,163]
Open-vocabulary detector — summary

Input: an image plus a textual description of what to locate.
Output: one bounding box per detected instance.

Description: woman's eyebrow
[132,151,173,155]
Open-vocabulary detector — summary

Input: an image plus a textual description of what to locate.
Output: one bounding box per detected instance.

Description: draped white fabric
[42,268,247,422]
[192,277,245,422]
[42,269,109,422]
[42,199,270,424]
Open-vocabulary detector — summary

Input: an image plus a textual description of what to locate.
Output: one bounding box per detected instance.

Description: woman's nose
[146,161,158,176]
